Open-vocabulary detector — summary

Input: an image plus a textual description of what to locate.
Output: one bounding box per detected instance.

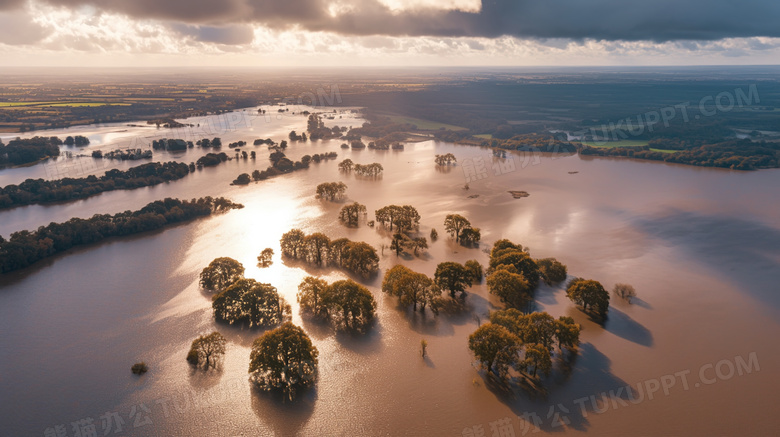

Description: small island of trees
[212,278,291,327]
[249,322,319,400]
[187,331,227,369]
[0,161,211,210]
[0,197,243,273]
[280,229,379,278]
[298,276,377,332]
[469,309,580,380]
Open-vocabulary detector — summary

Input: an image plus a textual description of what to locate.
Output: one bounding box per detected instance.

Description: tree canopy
[339,202,366,227]
[566,278,610,319]
[470,310,581,380]
[536,258,568,285]
[187,331,227,370]
[382,264,441,313]
[321,279,377,332]
[316,182,347,201]
[281,229,379,278]
[199,257,245,292]
[434,262,472,298]
[212,278,291,327]
[249,322,318,399]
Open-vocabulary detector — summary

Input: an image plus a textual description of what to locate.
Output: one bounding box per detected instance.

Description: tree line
[297,276,377,333]
[0,136,61,166]
[280,229,379,278]
[0,197,243,273]
[232,151,337,185]
[0,161,226,210]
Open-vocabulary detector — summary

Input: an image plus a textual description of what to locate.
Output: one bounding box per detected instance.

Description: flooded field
[1,107,778,436]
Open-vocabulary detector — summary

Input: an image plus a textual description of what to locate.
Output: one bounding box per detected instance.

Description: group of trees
[195,152,229,167]
[196,137,223,148]
[213,278,292,327]
[578,139,780,170]
[288,130,307,141]
[434,153,457,166]
[353,163,383,176]
[152,138,191,151]
[374,204,427,257]
[339,202,366,227]
[63,135,90,147]
[0,136,61,166]
[485,239,566,311]
[443,214,480,246]
[280,229,379,278]
[0,161,202,210]
[469,309,580,379]
[199,256,291,327]
[0,197,243,273]
[316,182,347,201]
[297,276,377,332]
[382,265,442,313]
[375,205,421,232]
[233,151,337,185]
[306,114,341,140]
[338,158,384,177]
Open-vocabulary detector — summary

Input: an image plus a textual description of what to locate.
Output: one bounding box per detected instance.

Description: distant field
[0,101,130,108]
[386,114,467,131]
[474,134,493,139]
[580,140,649,148]
[579,140,678,154]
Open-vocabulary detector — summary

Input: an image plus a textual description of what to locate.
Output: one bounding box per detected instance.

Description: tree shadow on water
[603,307,654,347]
[187,364,224,391]
[632,210,780,315]
[250,386,316,436]
[481,342,633,433]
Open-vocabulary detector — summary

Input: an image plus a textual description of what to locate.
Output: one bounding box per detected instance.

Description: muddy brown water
[0,108,778,436]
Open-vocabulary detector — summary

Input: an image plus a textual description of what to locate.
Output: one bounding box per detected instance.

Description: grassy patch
[580,140,649,148]
[386,115,467,131]
[474,134,493,139]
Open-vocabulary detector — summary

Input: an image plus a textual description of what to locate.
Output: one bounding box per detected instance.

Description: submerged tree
[315,182,347,201]
[464,260,484,283]
[613,283,637,303]
[434,153,457,166]
[566,278,610,319]
[536,258,568,285]
[321,279,377,332]
[187,331,227,369]
[434,262,472,298]
[382,264,441,313]
[339,202,366,227]
[199,257,245,292]
[443,214,471,243]
[297,276,329,318]
[487,266,532,310]
[212,278,291,327]
[257,248,274,267]
[468,323,521,379]
[249,322,318,400]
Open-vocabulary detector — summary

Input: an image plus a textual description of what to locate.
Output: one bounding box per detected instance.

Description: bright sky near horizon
[1,0,779,67]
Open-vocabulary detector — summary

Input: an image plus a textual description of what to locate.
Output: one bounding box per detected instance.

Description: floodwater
[0,107,778,436]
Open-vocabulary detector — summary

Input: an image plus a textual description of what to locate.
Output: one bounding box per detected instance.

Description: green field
[387,115,467,131]
[474,134,493,139]
[580,139,649,148]
[0,101,130,108]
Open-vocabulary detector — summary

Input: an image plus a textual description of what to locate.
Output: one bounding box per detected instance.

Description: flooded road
[0,108,778,436]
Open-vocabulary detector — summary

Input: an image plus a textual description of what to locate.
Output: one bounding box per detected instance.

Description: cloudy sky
[1,0,779,66]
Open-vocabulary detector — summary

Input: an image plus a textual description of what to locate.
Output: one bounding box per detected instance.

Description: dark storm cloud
[22,0,780,42]
[170,24,255,45]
